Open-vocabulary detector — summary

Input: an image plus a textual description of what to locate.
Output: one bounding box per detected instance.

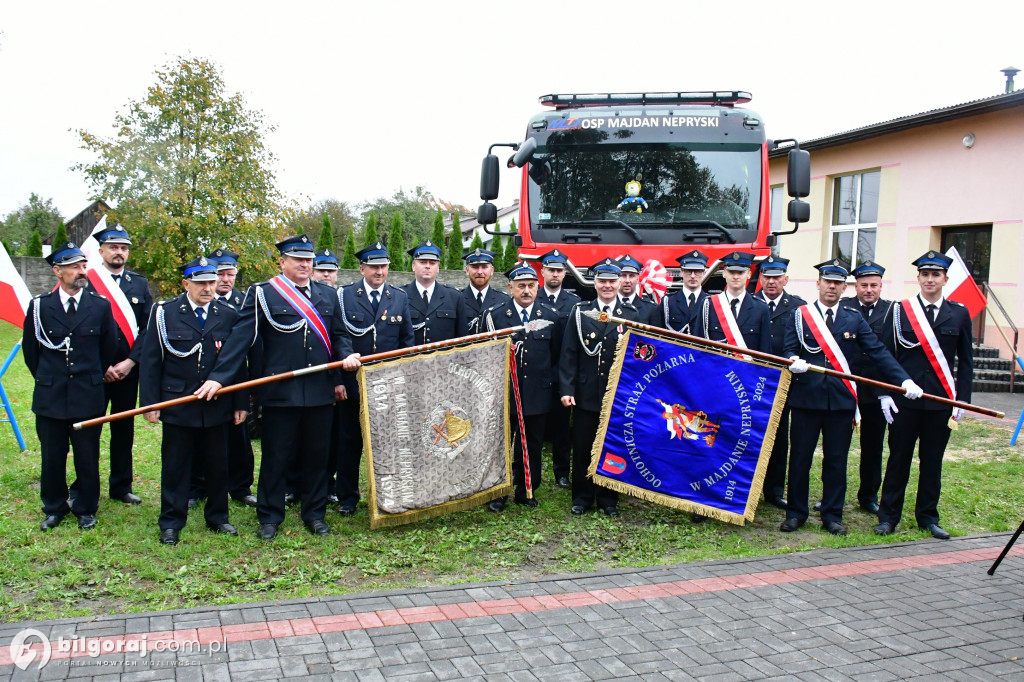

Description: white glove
[788,356,809,374]
[901,379,924,400]
[879,395,899,424]
[952,407,965,422]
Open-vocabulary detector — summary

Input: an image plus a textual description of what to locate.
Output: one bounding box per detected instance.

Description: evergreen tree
[469,231,484,251]
[27,230,42,257]
[362,212,379,248]
[491,231,503,271]
[430,210,446,267]
[53,222,68,247]
[341,231,358,269]
[387,213,406,271]
[503,219,519,269]
[316,213,334,251]
[446,213,464,270]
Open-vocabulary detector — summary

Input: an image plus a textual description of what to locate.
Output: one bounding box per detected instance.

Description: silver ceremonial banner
[359,337,513,529]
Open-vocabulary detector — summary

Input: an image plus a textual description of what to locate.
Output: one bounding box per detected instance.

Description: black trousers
[37,415,102,517]
[325,401,345,498]
[159,422,229,530]
[856,400,887,506]
[258,405,332,525]
[763,404,792,500]
[546,400,572,480]
[189,420,254,500]
[879,408,951,527]
[335,394,364,508]
[571,407,618,510]
[103,367,139,496]
[787,408,855,525]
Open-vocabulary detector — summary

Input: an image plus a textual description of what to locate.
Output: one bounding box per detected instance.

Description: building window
[829,170,880,267]
[769,185,784,256]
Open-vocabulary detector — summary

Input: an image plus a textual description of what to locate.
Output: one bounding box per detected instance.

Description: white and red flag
[943,246,986,319]
[0,242,32,329]
[81,216,138,345]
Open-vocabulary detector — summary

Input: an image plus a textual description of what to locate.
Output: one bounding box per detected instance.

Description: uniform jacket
[883,296,973,412]
[541,287,581,322]
[402,281,466,345]
[90,269,153,365]
[619,294,662,327]
[215,287,246,310]
[23,290,118,420]
[484,299,563,416]
[338,280,414,393]
[754,289,807,358]
[662,289,708,334]
[783,302,909,412]
[839,296,895,404]
[692,294,772,353]
[558,299,639,412]
[209,279,350,408]
[140,294,248,427]
[462,285,511,333]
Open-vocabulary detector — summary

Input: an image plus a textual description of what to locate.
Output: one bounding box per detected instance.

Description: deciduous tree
[1,193,63,255]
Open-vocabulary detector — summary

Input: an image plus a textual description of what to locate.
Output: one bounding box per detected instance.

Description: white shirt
[362,279,384,300]
[918,294,943,318]
[470,285,490,300]
[58,288,83,312]
[186,297,210,317]
[514,303,534,321]
[764,293,783,308]
[415,281,436,303]
[544,287,560,304]
[815,300,841,319]
[726,291,747,307]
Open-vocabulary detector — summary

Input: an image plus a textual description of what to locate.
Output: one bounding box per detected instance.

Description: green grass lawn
[1,322,1022,622]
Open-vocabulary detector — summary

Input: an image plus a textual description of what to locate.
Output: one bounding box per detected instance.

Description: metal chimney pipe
[1001,66,1020,94]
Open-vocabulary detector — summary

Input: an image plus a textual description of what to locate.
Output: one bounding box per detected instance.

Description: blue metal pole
[0,342,27,451]
[1011,356,1024,447]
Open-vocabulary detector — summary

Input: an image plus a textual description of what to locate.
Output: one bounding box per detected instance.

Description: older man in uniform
[782,260,921,536]
[209,248,245,309]
[875,251,973,540]
[539,249,580,489]
[560,259,639,517]
[92,224,153,505]
[662,250,709,334]
[312,249,340,287]
[692,252,771,353]
[141,257,248,544]
[461,248,509,333]
[752,255,805,510]
[403,240,465,344]
[24,242,118,531]
[198,234,355,539]
[616,254,661,326]
[335,242,414,515]
[483,262,561,511]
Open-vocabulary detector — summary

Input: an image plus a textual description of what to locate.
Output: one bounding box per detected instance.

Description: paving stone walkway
[2,532,1023,681]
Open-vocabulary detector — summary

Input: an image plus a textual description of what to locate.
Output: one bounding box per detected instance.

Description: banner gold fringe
[587,329,792,525]
[359,337,514,530]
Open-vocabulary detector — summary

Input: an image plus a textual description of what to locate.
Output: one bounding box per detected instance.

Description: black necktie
[66,298,77,319]
[112,274,121,285]
[825,308,834,331]
[861,303,872,319]
[371,290,380,313]
[195,306,206,328]
[688,293,696,308]
[548,294,556,305]
[730,298,739,319]
[476,292,483,307]
[422,290,429,308]
[768,301,776,314]
[602,304,610,314]
[926,304,936,322]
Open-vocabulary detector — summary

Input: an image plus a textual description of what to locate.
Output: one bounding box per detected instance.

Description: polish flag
[0,241,32,329]
[942,246,987,319]
[82,216,138,344]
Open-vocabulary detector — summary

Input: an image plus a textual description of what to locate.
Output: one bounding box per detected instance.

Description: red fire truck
[477,92,810,293]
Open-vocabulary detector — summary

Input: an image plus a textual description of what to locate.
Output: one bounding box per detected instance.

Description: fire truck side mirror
[787,199,810,224]
[510,137,537,168]
[787,148,811,198]
[480,155,500,201]
[477,202,498,226]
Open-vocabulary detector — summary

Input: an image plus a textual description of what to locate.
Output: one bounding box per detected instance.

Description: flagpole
[0,342,27,450]
[583,310,1005,419]
[73,324,538,430]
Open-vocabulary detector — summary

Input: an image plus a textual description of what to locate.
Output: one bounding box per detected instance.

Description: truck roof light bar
[539,92,752,109]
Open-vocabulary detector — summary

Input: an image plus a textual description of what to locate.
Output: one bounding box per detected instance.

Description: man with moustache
[662,250,709,334]
[559,259,639,517]
[402,240,466,345]
[616,254,662,326]
[692,251,771,353]
[752,256,805,510]
[24,242,117,531]
[482,262,561,511]
[209,248,245,309]
[140,257,247,545]
[461,248,509,333]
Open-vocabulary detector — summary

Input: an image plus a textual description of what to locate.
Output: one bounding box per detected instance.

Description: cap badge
[301,236,308,243]
[115,225,124,232]
[928,251,936,258]
[554,250,560,256]
[214,249,223,257]
[425,240,433,246]
[864,260,872,266]
[199,256,208,266]
[733,252,739,259]
[833,259,840,266]
[66,242,74,249]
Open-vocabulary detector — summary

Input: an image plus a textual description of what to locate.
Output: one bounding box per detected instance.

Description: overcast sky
[1,1,1021,221]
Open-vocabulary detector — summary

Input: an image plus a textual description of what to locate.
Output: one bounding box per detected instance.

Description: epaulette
[948,300,965,307]
[87,290,105,298]
[537,301,558,314]
[157,298,174,305]
[126,270,147,280]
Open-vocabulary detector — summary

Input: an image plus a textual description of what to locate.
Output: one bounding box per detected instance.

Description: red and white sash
[81,221,138,346]
[710,293,748,355]
[799,304,859,421]
[902,296,956,400]
[268,276,332,356]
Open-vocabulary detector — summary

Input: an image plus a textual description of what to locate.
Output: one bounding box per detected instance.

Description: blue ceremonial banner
[589,331,790,525]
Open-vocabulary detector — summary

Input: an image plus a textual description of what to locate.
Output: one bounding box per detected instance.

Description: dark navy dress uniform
[616,255,662,327]
[403,282,466,345]
[692,293,771,353]
[208,235,351,533]
[23,243,118,528]
[782,262,910,531]
[335,244,415,511]
[483,265,563,507]
[878,252,973,533]
[140,263,247,538]
[461,248,510,333]
[541,283,581,484]
[662,250,710,335]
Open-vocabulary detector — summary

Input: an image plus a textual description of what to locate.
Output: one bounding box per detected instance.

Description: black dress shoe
[823,521,848,536]
[256,523,278,540]
[488,499,506,512]
[305,519,330,536]
[767,495,788,510]
[114,492,142,505]
[690,513,707,524]
[601,506,619,517]
[570,504,586,515]
[923,523,951,540]
[78,514,97,530]
[159,528,179,545]
[327,494,339,504]
[557,477,571,489]
[234,495,257,508]
[515,498,540,508]
[207,522,238,536]
[859,500,880,514]
[284,493,296,506]
[41,514,65,531]
[187,498,199,510]
[812,501,822,512]
[779,518,804,532]
[337,504,356,516]
[873,521,895,535]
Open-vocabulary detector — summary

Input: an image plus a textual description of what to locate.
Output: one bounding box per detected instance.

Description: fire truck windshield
[527,142,762,240]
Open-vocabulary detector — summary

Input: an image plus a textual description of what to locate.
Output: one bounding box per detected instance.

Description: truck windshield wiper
[552,220,643,243]
[670,220,737,244]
